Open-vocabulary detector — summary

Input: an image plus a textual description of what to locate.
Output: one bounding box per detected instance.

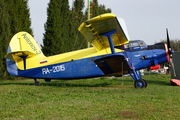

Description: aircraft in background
[5,13,174,88]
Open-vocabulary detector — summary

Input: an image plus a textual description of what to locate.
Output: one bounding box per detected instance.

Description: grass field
[0,74,180,119]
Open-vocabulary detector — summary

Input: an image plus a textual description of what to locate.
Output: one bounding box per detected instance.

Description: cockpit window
[129,42,139,49]
[138,41,147,48]
[123,40,147,51]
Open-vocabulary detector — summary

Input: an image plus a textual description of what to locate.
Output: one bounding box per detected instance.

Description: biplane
[5,13,174,88]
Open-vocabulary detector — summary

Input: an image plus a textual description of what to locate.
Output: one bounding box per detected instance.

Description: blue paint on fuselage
[16,55,106,79]
[6,46,18,76]
[126,49,168,70]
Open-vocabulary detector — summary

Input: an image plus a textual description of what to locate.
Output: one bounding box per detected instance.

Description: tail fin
[5,32,44,76]
[5,31,43,59]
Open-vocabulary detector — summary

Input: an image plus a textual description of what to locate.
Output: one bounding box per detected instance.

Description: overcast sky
[28,0,180,47]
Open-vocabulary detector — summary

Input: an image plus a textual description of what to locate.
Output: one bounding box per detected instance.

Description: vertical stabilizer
[5,32,44,76]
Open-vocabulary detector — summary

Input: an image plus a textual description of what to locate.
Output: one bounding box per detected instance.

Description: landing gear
[134,79,147,88]
[34,78,40,86]
[129,69,147,88]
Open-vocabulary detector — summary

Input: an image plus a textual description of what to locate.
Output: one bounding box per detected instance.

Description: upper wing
[78,13,129,51]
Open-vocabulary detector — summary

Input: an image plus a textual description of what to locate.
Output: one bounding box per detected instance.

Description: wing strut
[100,30,117,54]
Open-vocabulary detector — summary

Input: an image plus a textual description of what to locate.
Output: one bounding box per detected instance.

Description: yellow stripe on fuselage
[24,47,123,70]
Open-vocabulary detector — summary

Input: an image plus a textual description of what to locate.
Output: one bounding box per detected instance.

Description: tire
[142,79,147,88]
[134,79,146,88]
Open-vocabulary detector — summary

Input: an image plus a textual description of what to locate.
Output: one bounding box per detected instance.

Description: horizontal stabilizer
[5,50,36,61]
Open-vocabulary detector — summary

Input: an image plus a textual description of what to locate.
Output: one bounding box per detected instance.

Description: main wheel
[134,79,146,88]
[142,79,147,88]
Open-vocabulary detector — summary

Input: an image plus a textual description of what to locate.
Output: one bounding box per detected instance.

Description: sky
[28,0,180,46]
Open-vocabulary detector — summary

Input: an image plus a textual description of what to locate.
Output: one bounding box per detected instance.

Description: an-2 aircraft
[5,13,174,88]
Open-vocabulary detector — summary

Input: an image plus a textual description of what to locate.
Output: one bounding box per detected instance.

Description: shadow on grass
[0,75,172,87]
[148,80,171,86]
[145,78,171,86]
[42,81,111,87]
[0,80,111,87]
[141,74,172,86]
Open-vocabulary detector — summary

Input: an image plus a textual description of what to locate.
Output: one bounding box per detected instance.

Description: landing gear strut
[129,69,147,88]
[34,78,40,86]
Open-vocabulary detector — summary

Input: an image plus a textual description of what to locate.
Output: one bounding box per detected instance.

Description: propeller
[167,29,171,52]
[166,28,176,76]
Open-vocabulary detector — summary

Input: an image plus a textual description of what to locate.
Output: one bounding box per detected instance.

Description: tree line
[160,39,180,52]
[0,0,111,79]
[0,0,32,79]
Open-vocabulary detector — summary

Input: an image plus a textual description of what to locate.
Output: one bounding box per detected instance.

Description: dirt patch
[117,111,138,119]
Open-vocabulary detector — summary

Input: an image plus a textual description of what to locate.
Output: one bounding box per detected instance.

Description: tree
[0,0,12,79]
[92,0,111,18]
[42,0,71,55]
[5,0,33,36]
[70,0,86,50]
[98,4,111,14]
[0,0,33,79]
[160,39,180,52]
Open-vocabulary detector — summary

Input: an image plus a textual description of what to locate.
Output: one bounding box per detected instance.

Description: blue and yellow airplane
[5,13,174,88]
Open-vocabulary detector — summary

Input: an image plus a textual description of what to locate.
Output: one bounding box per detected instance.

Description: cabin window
[124,44,128,49]
[129,42,139,50]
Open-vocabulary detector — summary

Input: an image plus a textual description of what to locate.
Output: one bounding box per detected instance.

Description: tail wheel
[35,81,40,86]
[134,79,147,88]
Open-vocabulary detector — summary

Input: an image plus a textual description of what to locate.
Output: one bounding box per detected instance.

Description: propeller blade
[170,57,176,77]
[166,28,171,51]
[166,29,176,76]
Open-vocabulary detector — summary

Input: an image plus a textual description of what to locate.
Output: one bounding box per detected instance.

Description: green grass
[0,74,180,119]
